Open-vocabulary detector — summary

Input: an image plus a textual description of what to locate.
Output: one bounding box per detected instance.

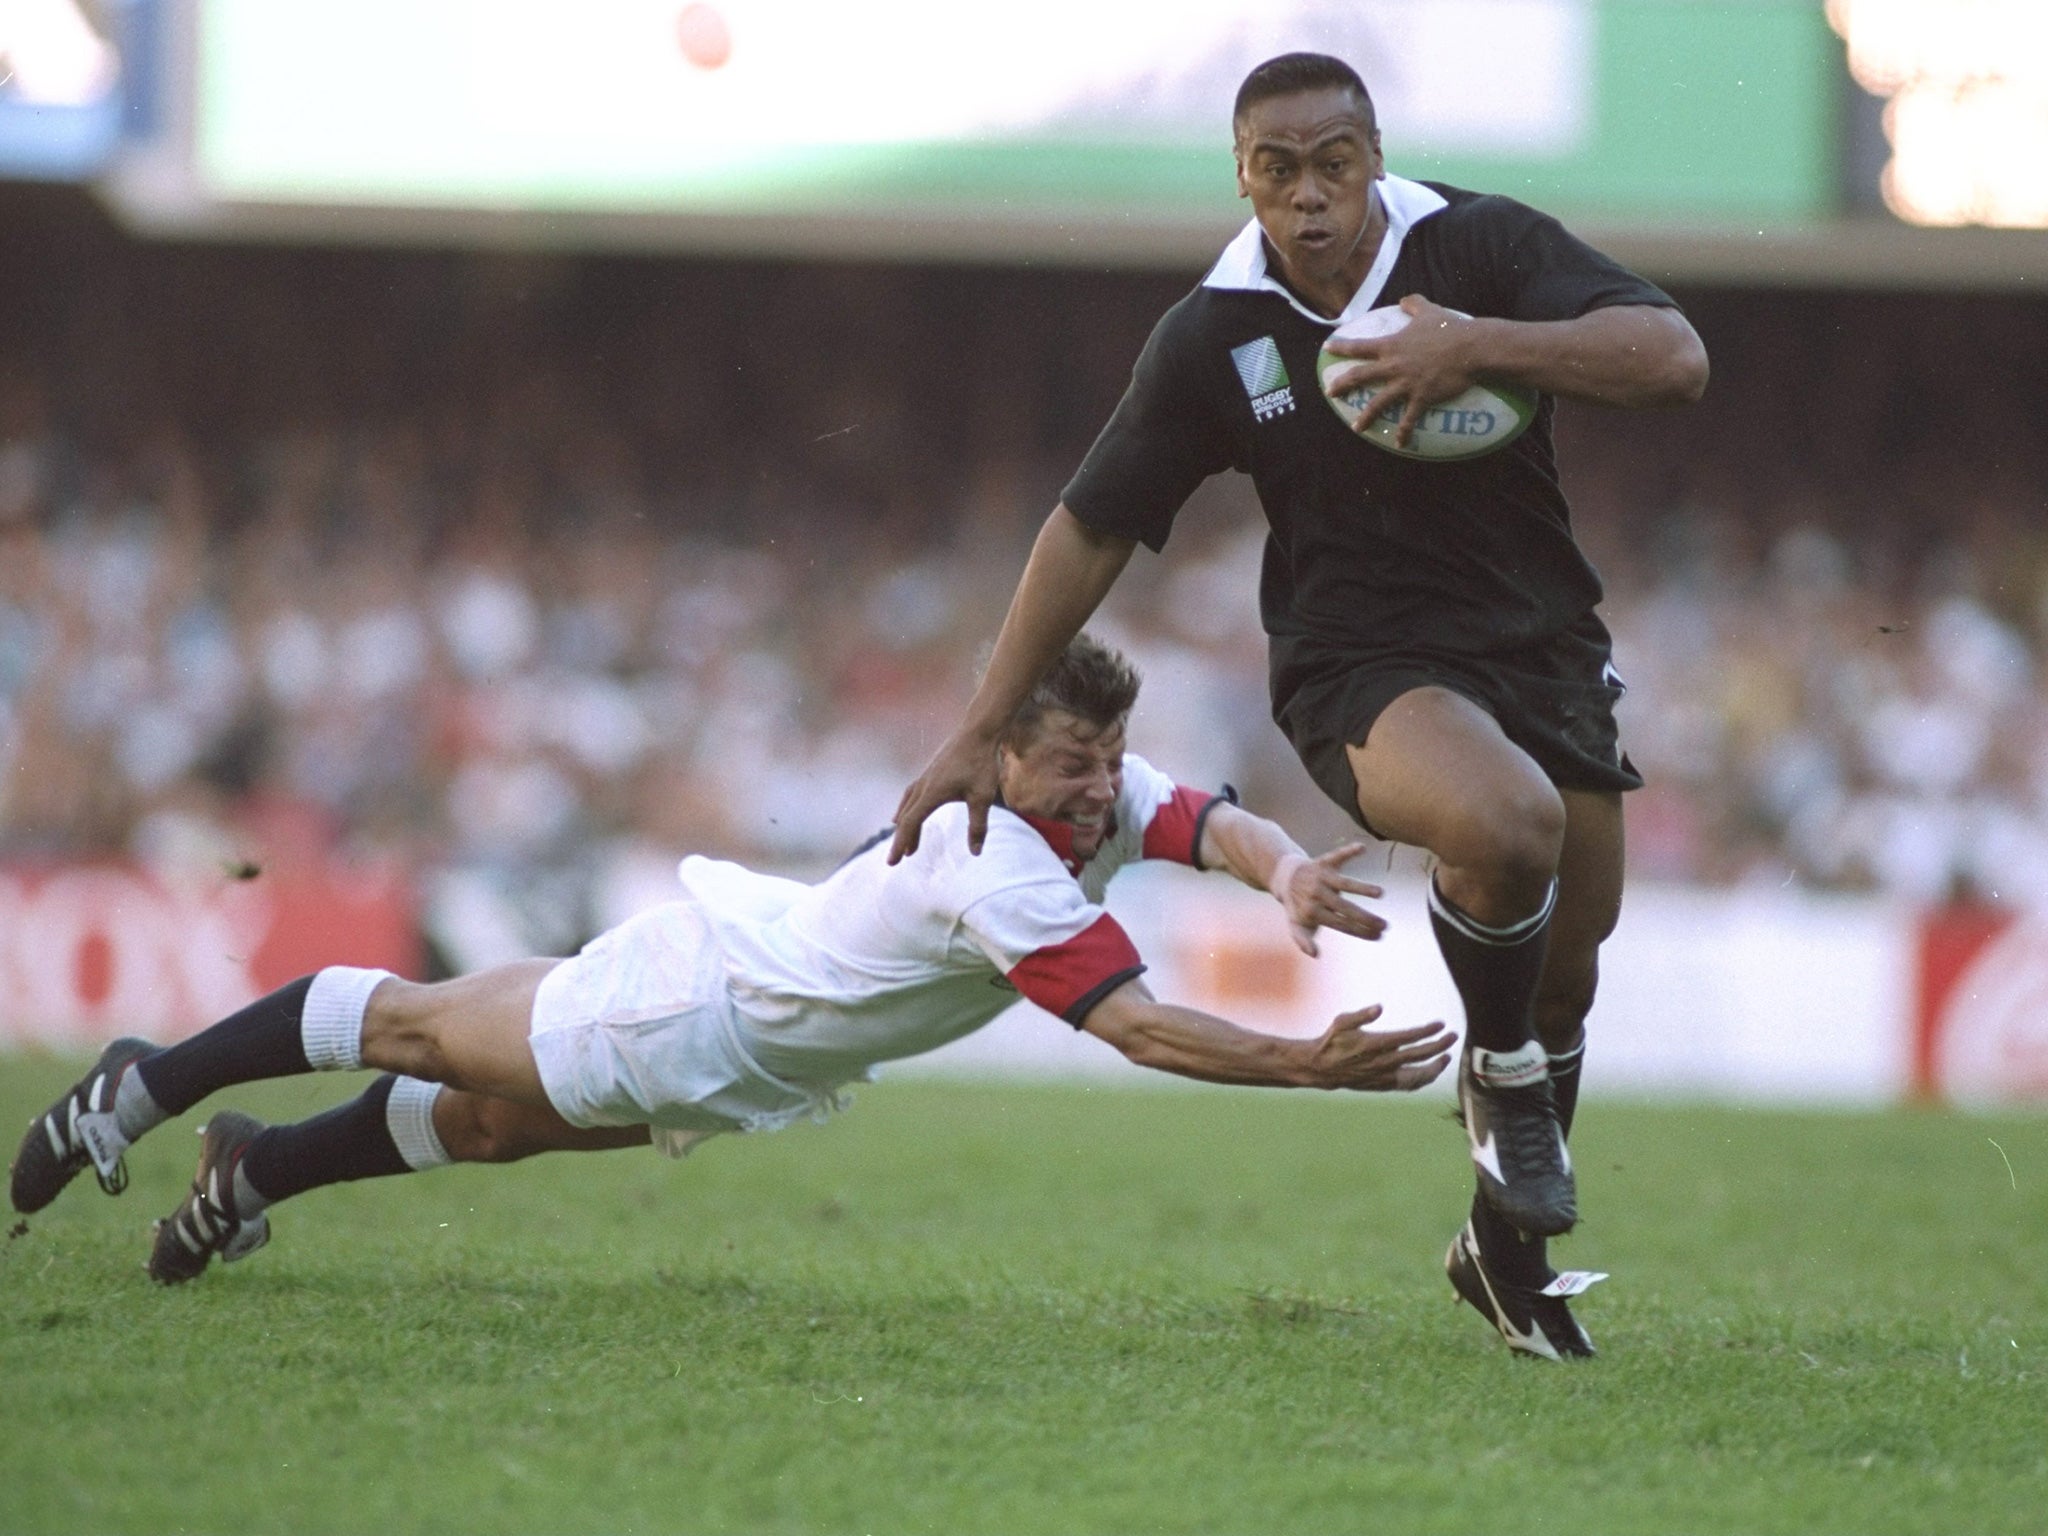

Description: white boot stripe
[44,1118,66,1159]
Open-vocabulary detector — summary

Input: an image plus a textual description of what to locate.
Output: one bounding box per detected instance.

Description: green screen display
[195,0,1837,231]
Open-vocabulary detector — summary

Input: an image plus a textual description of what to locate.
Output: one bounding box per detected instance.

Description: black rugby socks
[130,977,318,1124]
[128,966,394,1128]
[1432,872,1572,1288]
[1427,875,1556,1057]
[236,1074,451,1217]
[1548,1035,1585,1138]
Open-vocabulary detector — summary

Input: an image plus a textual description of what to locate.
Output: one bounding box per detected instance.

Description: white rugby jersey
[677,753,1223,1086]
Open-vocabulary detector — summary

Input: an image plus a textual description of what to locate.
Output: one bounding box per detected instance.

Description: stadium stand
[3,186,2046,969]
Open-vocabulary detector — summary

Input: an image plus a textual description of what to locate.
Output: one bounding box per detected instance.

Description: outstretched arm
[1196,801,1385,957]
[1325,295,1709,446]
[889,505,1135,861]
[1082,977,1453,1091]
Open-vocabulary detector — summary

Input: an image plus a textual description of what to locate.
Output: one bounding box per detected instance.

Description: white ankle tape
[302,966,393,1071]
[1471,1039,1550,1088]
[385,1077,451,1171]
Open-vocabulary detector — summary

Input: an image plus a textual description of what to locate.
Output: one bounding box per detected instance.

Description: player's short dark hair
[1233,52,1377,140]
[1001,633,1141,751]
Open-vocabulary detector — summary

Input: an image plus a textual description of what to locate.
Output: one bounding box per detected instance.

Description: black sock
[135,977,317,1116]
[1428,876,1555,1056]
[238,1075,416,1210]
[1549,1036,1585,1139]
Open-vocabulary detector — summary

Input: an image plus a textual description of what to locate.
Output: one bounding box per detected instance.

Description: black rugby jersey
[1062,174,1676,693]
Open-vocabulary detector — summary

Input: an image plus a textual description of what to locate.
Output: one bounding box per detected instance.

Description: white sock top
[385,1076,452,1171]
[302,966,393,1072]
[1428,876,1558,945]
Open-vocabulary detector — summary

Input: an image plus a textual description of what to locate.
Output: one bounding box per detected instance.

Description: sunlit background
[2,0,2045,1105]
[1828,0,2048,227]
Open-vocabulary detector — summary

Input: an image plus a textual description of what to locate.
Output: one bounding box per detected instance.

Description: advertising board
[0,863,422,1050]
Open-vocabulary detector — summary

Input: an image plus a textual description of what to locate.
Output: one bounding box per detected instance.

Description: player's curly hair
[1000,632,1141,750]
[1233,52,1377,139]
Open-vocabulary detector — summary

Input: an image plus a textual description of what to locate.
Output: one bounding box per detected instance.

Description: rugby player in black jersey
[892,52,1708,1359]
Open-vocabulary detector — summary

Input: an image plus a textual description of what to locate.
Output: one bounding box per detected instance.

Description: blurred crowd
[2,187,2046,966]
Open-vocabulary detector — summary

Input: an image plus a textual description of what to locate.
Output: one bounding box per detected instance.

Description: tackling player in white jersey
[12,634,1452,1283]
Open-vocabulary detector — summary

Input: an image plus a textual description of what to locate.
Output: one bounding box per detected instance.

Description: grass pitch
[2,1061,2043,1534]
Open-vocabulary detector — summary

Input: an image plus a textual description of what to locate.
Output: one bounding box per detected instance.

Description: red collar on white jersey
[1009,808,1119,878]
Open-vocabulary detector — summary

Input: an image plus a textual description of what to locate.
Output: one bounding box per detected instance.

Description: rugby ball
[1318,307,1536,462]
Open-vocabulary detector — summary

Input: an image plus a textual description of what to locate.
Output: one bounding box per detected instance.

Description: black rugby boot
[1457,1042,1576,1237]
[1446,1220,1604,1360]
[11,1037,157,1213]
[147,1111,272,1285]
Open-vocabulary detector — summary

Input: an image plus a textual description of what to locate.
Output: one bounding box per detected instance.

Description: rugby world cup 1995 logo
[1231,336,1295,422]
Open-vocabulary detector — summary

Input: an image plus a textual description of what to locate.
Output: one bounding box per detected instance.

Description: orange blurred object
[675,4,732,70]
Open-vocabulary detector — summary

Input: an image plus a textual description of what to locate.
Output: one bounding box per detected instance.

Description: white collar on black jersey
[1201,172,1450,328]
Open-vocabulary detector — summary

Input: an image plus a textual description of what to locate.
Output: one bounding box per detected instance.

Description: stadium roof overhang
[90,166,2048,294]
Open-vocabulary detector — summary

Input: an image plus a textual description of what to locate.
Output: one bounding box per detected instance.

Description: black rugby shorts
[1274,610,1643,832]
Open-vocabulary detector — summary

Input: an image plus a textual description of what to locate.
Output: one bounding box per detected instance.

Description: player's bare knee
[1505,780,1568,870]
[1445,783,1566,891]
[457,1111,517,1164]
[435,1094,534,1164]
[430,1091,488,1162]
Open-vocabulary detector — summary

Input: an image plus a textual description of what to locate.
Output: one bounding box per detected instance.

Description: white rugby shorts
[528,899,844,1157]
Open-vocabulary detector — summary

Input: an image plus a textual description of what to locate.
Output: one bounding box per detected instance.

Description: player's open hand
[1269,842,1386,956]
[890,727,1002,862]
[1322,294,1479,448]
[1299,1006,1455,1092]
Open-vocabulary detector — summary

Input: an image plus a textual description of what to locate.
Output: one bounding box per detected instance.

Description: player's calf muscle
[432,1091,632,1163]
[360,979,456,1083]
[1533,957,1598,1048]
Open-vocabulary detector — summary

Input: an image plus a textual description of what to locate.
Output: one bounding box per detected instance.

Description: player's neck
[1264,190,1387,318]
